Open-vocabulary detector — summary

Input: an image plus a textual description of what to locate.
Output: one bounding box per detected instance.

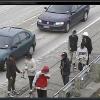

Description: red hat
[41,66,49,73]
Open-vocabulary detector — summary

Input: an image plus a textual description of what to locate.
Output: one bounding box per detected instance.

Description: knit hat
[83,32,89,36]
[41,66,49,73]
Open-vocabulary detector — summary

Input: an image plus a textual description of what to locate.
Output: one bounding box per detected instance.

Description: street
[0,5,100,97]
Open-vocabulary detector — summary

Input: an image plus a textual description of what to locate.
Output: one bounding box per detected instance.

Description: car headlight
[55,22,64,25]
[38,19,42,23]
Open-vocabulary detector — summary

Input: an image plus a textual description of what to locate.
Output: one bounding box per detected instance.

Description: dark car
[0,27,36,71]
[37,5,90,32]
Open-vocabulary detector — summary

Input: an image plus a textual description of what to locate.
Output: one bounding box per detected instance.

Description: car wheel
[64,22,70,33]
[29,46,35,55]
[82,11,88,22]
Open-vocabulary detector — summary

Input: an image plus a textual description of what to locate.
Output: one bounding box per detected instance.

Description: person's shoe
[73,63,77,69]
[29,89,32,94]
[7,91,14,97]
[12,90,19,95]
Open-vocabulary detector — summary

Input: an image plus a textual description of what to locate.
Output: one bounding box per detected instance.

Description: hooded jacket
[60,57,70,76]
[82,36,93,54]
[33,71,50,90]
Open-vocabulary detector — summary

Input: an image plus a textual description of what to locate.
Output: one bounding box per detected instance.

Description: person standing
[33,66,50,98]
[76,42,88,71]
[60,52,71,85]
[24,53,36,93]
[82,32,93,65]
[68,29,78,69]
[6,54,21,97]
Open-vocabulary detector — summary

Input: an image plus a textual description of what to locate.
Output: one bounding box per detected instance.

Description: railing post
[74,77,81,97]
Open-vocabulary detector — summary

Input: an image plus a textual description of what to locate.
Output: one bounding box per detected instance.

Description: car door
[11,34,22,58]
[70,5,80,26]
[77,5,87,20]
[18,31,32,56]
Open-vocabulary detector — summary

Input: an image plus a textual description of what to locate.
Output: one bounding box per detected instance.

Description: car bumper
[37,22,65,32]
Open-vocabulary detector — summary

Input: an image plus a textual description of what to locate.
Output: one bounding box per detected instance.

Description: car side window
[71,5,78,12]
[12,35,20,45]
[25,32,31,39]
[19,32,27,41]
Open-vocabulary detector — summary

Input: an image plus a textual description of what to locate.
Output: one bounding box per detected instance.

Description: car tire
[82,11,88,22]
[64,22,70,33]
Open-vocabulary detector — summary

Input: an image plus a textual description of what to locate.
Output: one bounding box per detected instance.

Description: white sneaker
[8,91,14,97]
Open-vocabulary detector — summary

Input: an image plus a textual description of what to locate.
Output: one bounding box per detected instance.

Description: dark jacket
[82,36,93,54]
[6,59,20,79]
[60,58,71,76]
[69,34,78,51]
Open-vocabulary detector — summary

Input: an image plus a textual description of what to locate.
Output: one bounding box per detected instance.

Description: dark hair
[25,53,32,59]
[72,30,77,34]
[61,52,67,58]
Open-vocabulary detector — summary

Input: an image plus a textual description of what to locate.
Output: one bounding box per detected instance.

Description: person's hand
[10,77,13,80]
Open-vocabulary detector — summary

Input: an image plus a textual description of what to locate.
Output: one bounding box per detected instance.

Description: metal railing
[54,54,100,97]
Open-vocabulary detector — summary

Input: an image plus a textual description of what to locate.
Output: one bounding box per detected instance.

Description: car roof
[0,27,25,37]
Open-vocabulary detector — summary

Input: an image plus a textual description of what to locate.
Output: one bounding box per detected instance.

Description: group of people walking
[60,29,93,86]
[5,29,93,98]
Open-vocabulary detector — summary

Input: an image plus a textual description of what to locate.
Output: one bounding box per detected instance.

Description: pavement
[0,40,99,98]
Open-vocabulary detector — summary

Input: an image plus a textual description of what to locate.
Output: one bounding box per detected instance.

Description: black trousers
[62,75,69,85]
[8,77,15,91]
[37,89,47,98]
[87,53,90,65]
[28,76,34,90]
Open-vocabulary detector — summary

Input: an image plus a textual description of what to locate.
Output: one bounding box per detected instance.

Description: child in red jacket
[33,66,50,98]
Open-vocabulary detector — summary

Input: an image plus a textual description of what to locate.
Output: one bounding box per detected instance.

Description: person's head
[9,54,15,60]
[25,53,32,60]
[41,65,49,74]
[72,29,77,35]
[81,42,85,49]
[82,32,89,38]
[61,52,67,60]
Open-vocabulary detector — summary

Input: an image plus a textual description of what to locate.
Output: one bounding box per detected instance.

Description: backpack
[35,74,48,88]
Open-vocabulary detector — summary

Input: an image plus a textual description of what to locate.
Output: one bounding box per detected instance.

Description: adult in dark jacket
[68,30,78,69]
[82,32,93,65]
[60,52,71,85]
[6,54,21,97]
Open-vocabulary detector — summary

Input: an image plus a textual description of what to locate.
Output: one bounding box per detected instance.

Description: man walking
[82,32,93,65]
[60,52,71,85]
[68,29,78,69]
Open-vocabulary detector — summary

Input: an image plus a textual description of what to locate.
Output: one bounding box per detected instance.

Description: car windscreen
[47,5,72,14]
[0,35,11,49]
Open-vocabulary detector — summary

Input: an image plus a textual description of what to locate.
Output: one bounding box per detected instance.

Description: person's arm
[33,71,41,87]
[85,48,88,60]
[76,48,79,60]
[30,59,36,72]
